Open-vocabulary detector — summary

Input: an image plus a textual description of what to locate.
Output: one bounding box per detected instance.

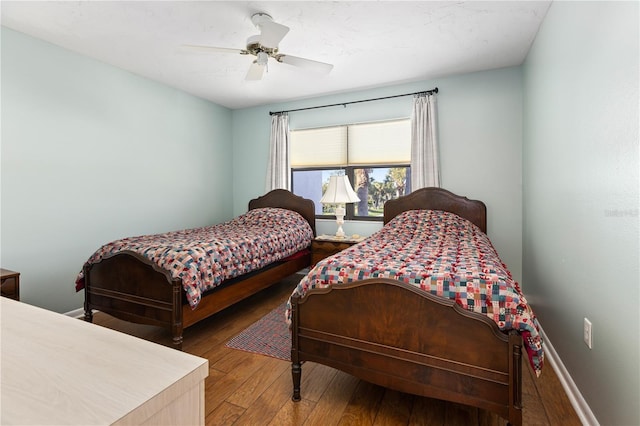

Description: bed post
[172,281,184,350]
[508,330,523,426]
[82,264,93,323]
[290,294,302,402]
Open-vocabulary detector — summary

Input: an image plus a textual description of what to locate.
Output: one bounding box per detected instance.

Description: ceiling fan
[184,13,334,81]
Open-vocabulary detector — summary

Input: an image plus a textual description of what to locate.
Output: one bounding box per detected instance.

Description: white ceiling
[1,1,551,109]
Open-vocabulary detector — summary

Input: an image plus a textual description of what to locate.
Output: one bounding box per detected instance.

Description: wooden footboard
[84,250,310,349]
[290,278,523,426]
[83,251,183,343]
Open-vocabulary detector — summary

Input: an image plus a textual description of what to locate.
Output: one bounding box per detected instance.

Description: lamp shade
[320,175,360,204]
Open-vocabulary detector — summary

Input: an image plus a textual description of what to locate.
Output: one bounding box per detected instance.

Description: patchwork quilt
[288,209,544,376]
[76,207,314,309]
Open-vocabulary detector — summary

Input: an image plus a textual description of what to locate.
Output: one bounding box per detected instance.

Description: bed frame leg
[83,289,93,323]
[83,309,93,323]
[172,334,183,350]
[171,321,183,350]
[292,362,302,401]
[291,295,302,401]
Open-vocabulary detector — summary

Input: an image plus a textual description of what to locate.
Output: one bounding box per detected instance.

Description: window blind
[290,126,348,167]
[290,119,410,168]
[348,119,411,166]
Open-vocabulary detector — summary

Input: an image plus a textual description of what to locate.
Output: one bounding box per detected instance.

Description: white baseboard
[64,307,85,319]
[538,324,599,425]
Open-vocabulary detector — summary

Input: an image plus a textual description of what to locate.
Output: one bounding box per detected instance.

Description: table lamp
[320,175,360,238]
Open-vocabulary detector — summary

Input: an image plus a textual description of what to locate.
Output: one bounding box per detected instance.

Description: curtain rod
[269,87,438,116]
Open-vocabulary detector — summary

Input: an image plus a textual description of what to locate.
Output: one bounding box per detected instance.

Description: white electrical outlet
[583,318,593,349]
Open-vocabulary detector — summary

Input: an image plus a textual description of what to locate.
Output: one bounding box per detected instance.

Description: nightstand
[1,268,20,301]
[311,235,366,265]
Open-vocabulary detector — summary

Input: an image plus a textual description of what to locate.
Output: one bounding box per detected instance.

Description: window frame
[291,164,411,222]
[289,118,411,222]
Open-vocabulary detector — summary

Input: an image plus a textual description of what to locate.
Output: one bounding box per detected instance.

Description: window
[290,119,412,220]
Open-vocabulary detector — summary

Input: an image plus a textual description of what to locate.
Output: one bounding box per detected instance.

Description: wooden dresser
[0,268,20,301]
[0,298,208,425]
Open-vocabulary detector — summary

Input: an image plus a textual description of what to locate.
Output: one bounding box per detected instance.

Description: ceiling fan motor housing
[245,34,277,57]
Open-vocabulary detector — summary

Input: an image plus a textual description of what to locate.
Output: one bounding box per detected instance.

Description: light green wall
[232,67,524,284]
[523,2,639,425]
[1,28,233,313]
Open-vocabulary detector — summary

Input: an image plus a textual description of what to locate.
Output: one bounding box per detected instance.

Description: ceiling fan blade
[277,55,334,74]
[258,21,290,48]
[181,44,244,54]
[246,62,266,80]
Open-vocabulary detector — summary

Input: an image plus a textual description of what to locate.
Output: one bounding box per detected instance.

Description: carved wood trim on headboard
[383,187,487,233]
[248,189,317,236]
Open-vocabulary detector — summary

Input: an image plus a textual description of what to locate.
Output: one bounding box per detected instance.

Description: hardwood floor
[92,273,582,425]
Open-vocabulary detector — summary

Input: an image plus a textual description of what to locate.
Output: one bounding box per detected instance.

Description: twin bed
[76,189,316,348]
[287,187,542,426]
[77,187,541,426]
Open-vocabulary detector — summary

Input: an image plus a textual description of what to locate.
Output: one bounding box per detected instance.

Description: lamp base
[334,205,346,238]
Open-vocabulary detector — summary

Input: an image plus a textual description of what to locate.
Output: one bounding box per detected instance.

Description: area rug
[226,301,291,361]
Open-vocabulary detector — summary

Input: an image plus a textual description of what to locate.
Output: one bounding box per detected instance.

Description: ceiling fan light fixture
[256,51,269,66]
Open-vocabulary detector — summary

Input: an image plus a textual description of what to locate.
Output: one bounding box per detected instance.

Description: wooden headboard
[248,189,317,236]
[383,187,487,233]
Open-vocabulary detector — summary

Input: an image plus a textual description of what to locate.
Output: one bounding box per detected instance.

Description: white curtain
[410,93,440,189]
[266,112,290,191]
